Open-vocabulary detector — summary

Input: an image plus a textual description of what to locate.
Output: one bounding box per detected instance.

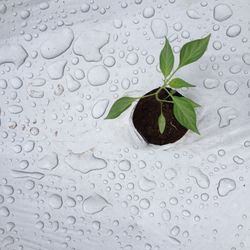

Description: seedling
[106,34,211,135]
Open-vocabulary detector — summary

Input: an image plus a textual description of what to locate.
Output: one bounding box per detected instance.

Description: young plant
[105,34,211,135]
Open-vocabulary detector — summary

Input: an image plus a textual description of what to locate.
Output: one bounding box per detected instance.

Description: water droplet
[188,167,210,189]
[66,74,81,92]
[229,64,241,74]
[226,24,241,38]
[233,155,244,165]
[0,195,4,204]
[0,79,7,89]
[30,78,46,87]
[203,78,220,89]
[143,7,155,18]
[1,236,14,247]
[91,99,109,119]
[92,220,101,230]
[40,28,74,59]
[139,198,150,209]
[1,185,14,195]
[169,197,178,205]
[242,53,250,65]
[87,65,110,86]
[113,19,123,29]
[121,78,131,90]
[65,151,107,174]
[83,194,110,214]
[0,206,10,217]
[37,152,58,171]
[162,209,171,221]
[164,168,177,180]
[224,80,239,95]
[0,3,7,14]
[217,178,236,197]
[8,105,23,114]
[23,140,35,152]
[171,225,180,236]
[39,2,50,10]
[213,4,233,22]
[118,160,131,171]
[80,3,90,12]
[49,194,63,209]
[25,180,35,190]
[126,52,139,65]
[73,30,109,62]
[186,9,201,19]
[28,89,44,98]
[47,60,67,80]
[0,44,28,68]
[138,177,156,191]
[9,77,23,89]
[217,106,238,128]
[11,170,45,179]
[151,19,168,38]
[19,160,29,169]
[201,193,209,201]
[65,196,76,207]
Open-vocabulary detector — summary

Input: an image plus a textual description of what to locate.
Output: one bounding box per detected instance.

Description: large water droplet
[118,160,131,171]
[217,106,238,128]
[9,77,23,89]
[151,19,168,38]
[87,66,110,86]
[47,60,67,80]
[37,152,58,171]
[126,52,139,65]
[73,30,109,62]
[143,7,155,18]
[66,74,81,92]
[0,44,28,68]
[40,28,74,59]
[91,99,109,119]
[217,178,236,197]
[139,198,150,209]
[203,78,220,89]
[213,4,233,22]
[49,194,63,209]
[224,80,239,95]
[0,206,10,217]
[82,194,110,214]
[8,105,23,114]
[65,150,107,174]
[226,24,241,38]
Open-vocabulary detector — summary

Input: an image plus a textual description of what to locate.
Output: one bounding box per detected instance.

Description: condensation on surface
[0,0,250,250]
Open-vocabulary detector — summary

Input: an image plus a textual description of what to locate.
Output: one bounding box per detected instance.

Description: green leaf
[172,96,200,134]
[169,78,195,88]
[105,96,135,119]
[160,37,174,78]
[182,96,201,108]
[179,34,211,68]
[158,112,166,134]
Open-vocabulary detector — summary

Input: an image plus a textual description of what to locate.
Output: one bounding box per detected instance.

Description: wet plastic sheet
[0,0,250,249]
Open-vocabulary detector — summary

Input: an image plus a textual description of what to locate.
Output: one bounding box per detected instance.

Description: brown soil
[132,87,188,145]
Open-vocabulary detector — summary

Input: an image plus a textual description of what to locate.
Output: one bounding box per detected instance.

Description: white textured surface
[0,0,250,249]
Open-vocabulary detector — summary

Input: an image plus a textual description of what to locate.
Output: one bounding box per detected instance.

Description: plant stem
[131,66,179,104]
[155,66,180,101]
